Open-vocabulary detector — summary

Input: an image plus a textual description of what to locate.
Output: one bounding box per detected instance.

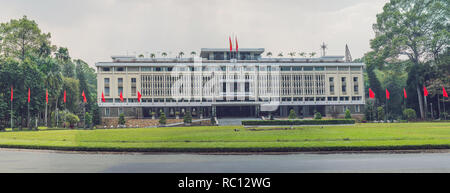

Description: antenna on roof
[320,42,327,57]
[345,44,352,62]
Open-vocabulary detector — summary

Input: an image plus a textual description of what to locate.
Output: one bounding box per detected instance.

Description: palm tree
[179,52,184,58]
[138,54,144,58]
[278,52,283,57]
[298,52,306,58]
[266,52,272,58]
[309,52,316,58]
[288,52,296,58]
[190,51,196,57]
[55,47,70,62]
[150,53,156,59]
[161,52,167,58]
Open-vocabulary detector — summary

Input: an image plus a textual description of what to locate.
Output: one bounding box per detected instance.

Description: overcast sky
[0,0,389,67]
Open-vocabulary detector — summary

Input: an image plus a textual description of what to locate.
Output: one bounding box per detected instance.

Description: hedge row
[1,144,449,153]
[242,119,355,125]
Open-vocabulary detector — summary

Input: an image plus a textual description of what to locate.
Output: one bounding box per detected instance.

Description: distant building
[96,47,365,120]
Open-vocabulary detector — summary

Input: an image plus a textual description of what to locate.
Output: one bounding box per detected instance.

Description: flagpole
[385,95,388,122]
[27,101,30,129]
[424,95,428,120]
[64,102,66,128]
[10,94,13,130]
[45,98,47,127]
[442,88,446,120]
[56,97,59,128]
[438,93,441,119]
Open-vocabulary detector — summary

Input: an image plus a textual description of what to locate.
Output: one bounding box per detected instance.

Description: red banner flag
[46,89,48,104]
[28,88,30,103]
[423,86,429,96]
[64,90,66,103]
[386,89,390,100]
[403,88,407,99]
[82,90,87,103]
[229,36,233,52]
[10,86,13,102]
[120,91,124,102]
[101,91,105,102]
[235,36,238,52]
[369,88,375,99]
[137,91,141,102]
[444,87,448,98]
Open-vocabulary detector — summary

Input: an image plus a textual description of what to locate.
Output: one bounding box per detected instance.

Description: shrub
[377,106,385,121]
[403,108,417,121]
[118,113,126,125]
[159,112,167,125]
[345,109,352,119]
[50,111,68,127]
[183,111,192,124]
[314,112,322,120]
[242,119,355,126]
[288,109,297,119]
[66,112,80,128]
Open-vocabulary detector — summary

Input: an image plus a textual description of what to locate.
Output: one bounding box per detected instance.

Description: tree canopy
[364,0,449,120]
[0,16,99,129]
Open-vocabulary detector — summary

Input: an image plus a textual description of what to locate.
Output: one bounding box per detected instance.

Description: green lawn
[0,122,449,151]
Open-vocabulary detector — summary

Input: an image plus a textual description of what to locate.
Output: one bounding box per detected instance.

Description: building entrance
[216,106,256,118]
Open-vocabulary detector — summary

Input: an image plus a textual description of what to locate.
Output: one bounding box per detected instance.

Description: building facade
[96,48,365,119]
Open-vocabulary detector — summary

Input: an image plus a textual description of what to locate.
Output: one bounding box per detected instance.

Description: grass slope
[0,123,449,152]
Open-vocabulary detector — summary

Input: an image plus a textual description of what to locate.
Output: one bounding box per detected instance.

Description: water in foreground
[0,149,449,172]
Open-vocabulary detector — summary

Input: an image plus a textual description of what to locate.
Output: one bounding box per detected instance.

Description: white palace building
[96,47,365,119]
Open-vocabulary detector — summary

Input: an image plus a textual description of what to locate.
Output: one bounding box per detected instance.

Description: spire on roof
[345,44,352,62]
[320,42,327,57]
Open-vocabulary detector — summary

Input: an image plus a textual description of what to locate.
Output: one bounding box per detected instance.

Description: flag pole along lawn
[0,122,449,152]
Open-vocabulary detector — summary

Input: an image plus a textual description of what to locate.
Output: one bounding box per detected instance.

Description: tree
[183,111,192,124]
[75,59,93,112]
[66,112,80,128]
[0,15,52,60]
[118,113,126,125]
[190,51,196,57]
[369,0,449,119]
[377,106,385,121]
[161,52,167,58]
[314,112,322,120]
[85,112,92,129]
[159,111,167,125]
[345,109,352,119]
[266,52,272,58]
[365,51,385,103]
[364,100,376,121]
[288,52,295,58]
[62,77,80,113]
[0,97,8,131]
[0,16,99,131]
[56,47,75,78]
[403,108,417,121]
[298,52,306,58]
[178,52,184,58]
[288,109,297,119]
[309,52,316,58]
